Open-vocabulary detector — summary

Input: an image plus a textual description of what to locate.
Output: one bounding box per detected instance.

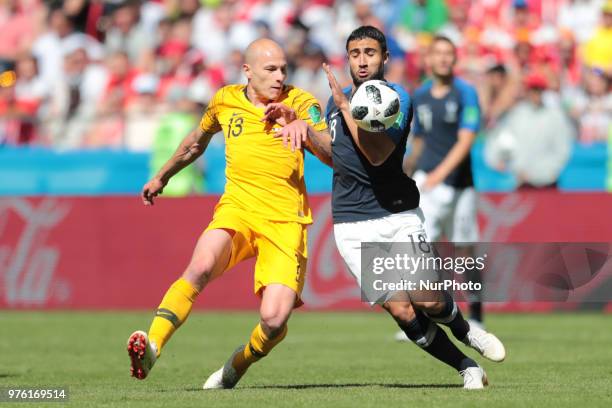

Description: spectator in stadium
[59,0,105,39]
[455,27,496,85]
[510,0,539,35]
[556,28,582,90]
[284,19,310,73]
[98,51,134,115]
[172,0,202,20]
[512,34,534,75]
[104,0,154,62]
[558,0,605,43]
[31,7,103,87]
[582,0,612,71]
[154,16,174,50]
[84,51,136,148]
[290,42,330,110]
[156,39,192,102]
[437,0,470,47]
[0,0,44,68]
[404,33,432,91]
[167,15,194,48]
[479,63,519,129]
[485,72,575,189]
[397,0,448,34]
[0,67,39,145]
[570,67,612,143]
[191,1,258,65]
[223,48,247,85]
[477,7,515,53]
[290,0,342,60]
[47,47,107,148]
[14,53,48,118]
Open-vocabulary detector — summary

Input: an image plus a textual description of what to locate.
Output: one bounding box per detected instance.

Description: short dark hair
[487,64,507,76]
[346,26,388,55]
[431,35,457,53]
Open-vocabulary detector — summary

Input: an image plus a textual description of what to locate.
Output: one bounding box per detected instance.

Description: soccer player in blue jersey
[268,26,504,389]
[400,35,484,336]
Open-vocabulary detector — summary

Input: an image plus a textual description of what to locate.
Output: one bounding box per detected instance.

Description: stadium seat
[558,142,608,191]
[0,147,149,195]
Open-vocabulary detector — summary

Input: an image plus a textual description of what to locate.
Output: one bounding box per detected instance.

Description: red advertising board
[1,193,612,311]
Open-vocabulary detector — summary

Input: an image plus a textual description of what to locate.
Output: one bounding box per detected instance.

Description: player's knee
[413,300,445,314]
[183,254,217,290]
[386,302,416,324]
[260,310,290,337]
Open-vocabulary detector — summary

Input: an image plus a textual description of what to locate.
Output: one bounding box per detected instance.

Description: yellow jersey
[199,84,327,224]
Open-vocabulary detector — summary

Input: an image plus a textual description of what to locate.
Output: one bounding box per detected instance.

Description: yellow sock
[148,278,199,356]
[231,323,288,375]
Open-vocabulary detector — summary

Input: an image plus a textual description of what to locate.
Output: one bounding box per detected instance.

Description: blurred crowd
[0,0,610,166]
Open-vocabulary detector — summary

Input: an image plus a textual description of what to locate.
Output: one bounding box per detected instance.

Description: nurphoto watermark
[360,242,612,304]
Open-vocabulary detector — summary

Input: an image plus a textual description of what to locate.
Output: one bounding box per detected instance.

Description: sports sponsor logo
[0,198,70,306]
[463,106,479,126]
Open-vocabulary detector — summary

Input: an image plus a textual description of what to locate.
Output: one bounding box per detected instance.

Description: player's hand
[423,172,444,191]
[274,119,309,152]
[262,103,297,127]
[141,177,166,206]
[323,63,349,111]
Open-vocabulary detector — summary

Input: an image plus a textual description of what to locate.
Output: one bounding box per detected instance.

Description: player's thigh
[390,211,445,306]
[183,228,233,289]
[449,187,479,243]
[254,221,307,306]
[336,217,416,305]
[333,222,364,284]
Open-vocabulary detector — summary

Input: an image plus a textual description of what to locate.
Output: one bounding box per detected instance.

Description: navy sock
[469,301,483,323]
[397,310,435,347]
[427,291,470,341]
[424,324,477,372]
[466,268,483,322]
[398,311,476,372]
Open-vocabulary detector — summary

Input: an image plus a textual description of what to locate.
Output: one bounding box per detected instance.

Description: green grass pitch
[1,312,611,407]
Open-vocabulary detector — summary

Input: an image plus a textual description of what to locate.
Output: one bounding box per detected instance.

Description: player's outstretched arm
[403,136,424,176]
[141,128,213,206]
[323,63,395,166]
[274,119,333,167]
[266,101,333,166]
[305,126,333,167]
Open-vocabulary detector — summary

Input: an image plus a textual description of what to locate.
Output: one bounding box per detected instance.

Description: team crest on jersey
[308,104,322,124]
[444,100,458,123]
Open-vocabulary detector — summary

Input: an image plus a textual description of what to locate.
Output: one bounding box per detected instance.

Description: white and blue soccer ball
[349,80,401,132]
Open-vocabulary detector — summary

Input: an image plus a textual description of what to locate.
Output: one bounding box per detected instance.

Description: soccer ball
[349,80,401,132]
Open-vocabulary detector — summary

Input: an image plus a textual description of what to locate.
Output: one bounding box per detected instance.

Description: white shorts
[334,208,438,305]
[413,170,479,244]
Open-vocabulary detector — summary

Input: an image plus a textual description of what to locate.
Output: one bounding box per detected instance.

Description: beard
[350,64,385,86]
[433,68,454,82]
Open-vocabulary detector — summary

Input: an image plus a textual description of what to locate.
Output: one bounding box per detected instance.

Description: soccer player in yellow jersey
[126,38,327,389]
